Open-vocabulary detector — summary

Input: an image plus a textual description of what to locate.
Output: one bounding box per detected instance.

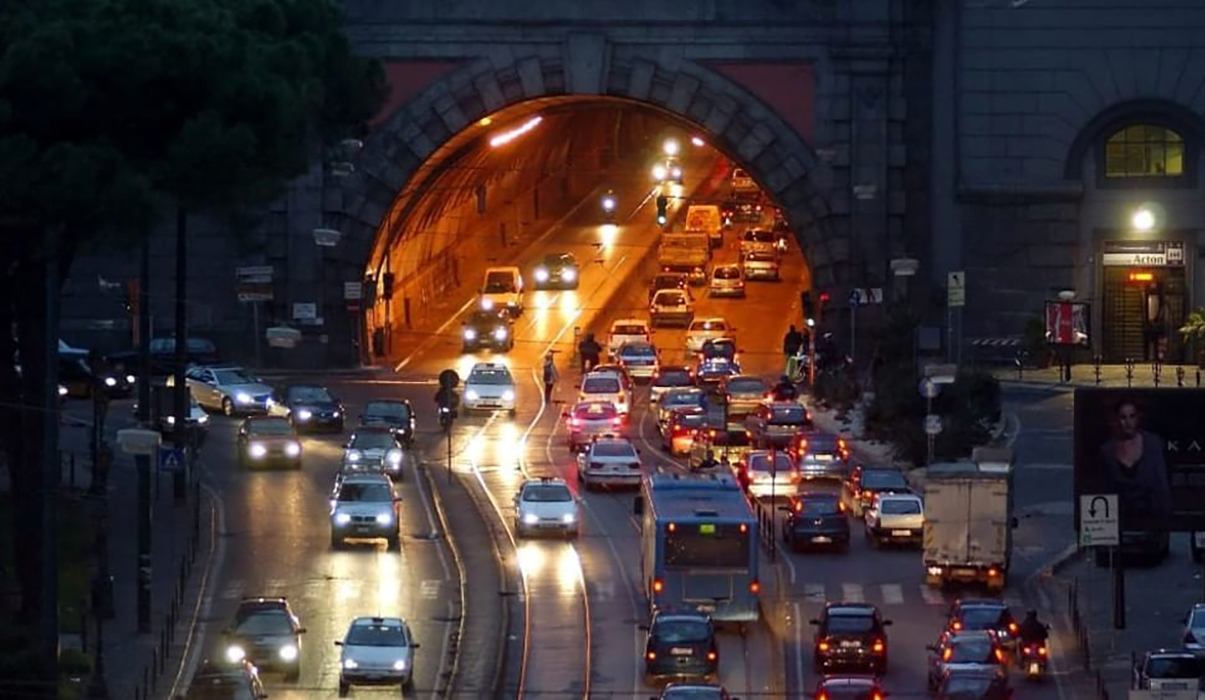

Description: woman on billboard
[1096,398,1173,529]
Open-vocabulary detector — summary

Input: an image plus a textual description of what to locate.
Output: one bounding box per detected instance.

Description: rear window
[574,403,617,419]
[689,320,727,332]
[862,470,909,491]
[655,370,693,387]
[583,377,620,393]
[769,405,805,423]
[365,401,410,419]
[613,324,646,336]
[797,497,840,515]
[709,431,750,447]
[881,498,921,515]
[1146,656,1203,678]
[960,607,1007,629]
[746,252,778,262]
[714,267,741,280]
[656,292,686,306]
[663,390,703,407]
[673,412,707,428]
[592,442,638,459]
[653,618,712,643]
[744,229,775,242]
[621,344,656,358]
[747,453,793,472]
[826,613,875,633]
[726,378,765,394]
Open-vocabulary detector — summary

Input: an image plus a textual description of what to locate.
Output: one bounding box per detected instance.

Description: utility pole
[136,239,152,634]
[172,205,187,502]
[41,229,62,696]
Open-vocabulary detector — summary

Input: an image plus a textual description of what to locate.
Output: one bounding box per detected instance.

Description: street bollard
[1177,366,1185,387]
[1093,354,1103,385]
[1014,350,1027,380]
[1152,359,1162,387]
[1124,358,1135,387]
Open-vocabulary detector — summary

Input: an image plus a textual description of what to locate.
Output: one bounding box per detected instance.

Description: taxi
[565,400,625,452]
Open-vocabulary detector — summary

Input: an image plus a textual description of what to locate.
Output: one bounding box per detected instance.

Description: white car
[576,436,643,490]
[513,478,580,538]
[742,250,781,281]
[685,318,733,352]
[737,450,800,500]
[462,362,517,416]
[607,319,651,357]
[479,266,524,316]
[864,492,925,546]
[616,341,659,381]
[329,473,400,550]
[649,289,694,327]
[579,371,629,414]
[709,264,746,298]
[336,616,419,694]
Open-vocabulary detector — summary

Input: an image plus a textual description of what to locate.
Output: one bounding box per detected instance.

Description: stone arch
[1063,99,1205,182]
[330,48,839,288]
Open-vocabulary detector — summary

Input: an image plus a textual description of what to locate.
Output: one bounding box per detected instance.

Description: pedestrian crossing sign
[158,446,184,473]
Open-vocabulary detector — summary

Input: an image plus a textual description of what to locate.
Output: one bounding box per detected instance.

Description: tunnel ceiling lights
[488,115,543,148]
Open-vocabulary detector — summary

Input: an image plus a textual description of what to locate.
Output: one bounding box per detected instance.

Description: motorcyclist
[434,386,458,412]
[1018,610,1049,647]
[769,375,799,401]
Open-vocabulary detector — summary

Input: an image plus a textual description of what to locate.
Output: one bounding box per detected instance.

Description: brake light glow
[818,641,830,652]
[952,621,962,631]
[667,523,676,532]
[872,639,885,653]
[749,580,760,594]
[1008,622,1018,634]
[794,501,803,512]
[1039,646,1048,656]
[818,694,828,700]
[838,502,846,513]
[990,568,1001,578]
[652,578,664,594]
[739,523,748,533]
[995,648,1005,663]
[706,650,717,661]
[873,694,883,700]
[942,648,952,661]
[647,651,656,660]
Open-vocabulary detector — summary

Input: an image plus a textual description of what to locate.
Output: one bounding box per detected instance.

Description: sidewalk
[993,362,1204,392]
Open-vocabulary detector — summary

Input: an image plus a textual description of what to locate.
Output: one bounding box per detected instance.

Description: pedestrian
[783,325,803,372]
[542,353,558,402]
[579,333,601,373]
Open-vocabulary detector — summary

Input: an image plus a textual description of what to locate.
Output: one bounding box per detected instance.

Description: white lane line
[394,297,479,372]
[920,584,946,605]
[881,583,904,605]
[1007,411,1022,448]
[410,455,452,579]
[792,601,804,697]
[841,583,864,603]
[803,583,825,603]
[168,482,226,699]
[637,406,687,473]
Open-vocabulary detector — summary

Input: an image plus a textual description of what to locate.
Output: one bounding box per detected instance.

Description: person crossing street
[542,353,558,402]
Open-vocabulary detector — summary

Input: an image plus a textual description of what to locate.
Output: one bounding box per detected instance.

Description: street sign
[1079,494,1120,547]
[236,265,274,278]
[158,446,185,473]
[849,289,862,308]
[924,414,943,436]
[344,282,363,300]
[924,363,958,384]
[117,428,162,456]
[292,303,317,320]
[236,265,274,302]
[947,271,966,307]
[918,377,941,399]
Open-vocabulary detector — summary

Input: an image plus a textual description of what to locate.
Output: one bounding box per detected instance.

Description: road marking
[803,583,825,603]
[593,579,616,601]
[792,601,805,696]
[168,482,225,699]
[920,585,946,605]
[410,455,452,578]
[394,297,479,372]
[881,583,904,605]
[841,583,864,603]
[420,579,441,599]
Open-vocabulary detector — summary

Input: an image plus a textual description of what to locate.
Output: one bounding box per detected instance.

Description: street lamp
[663,139,680,157]
[1131,206,1156,233]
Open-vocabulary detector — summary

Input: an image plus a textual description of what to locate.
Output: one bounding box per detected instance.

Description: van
[479,266,524,316]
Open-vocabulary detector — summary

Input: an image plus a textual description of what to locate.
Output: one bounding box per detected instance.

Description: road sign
[236,265,274,278]
[236,265,274,302]
[438,369,460,389]
[947,271,966,307]
[849,289,862,308]
[117,428,162,456]
[918,377,941,400]
[292,303,317,320]
[344,282,363,300]
[924,414,943,436]
[158,446,185,473]
[1079,494,1120,547]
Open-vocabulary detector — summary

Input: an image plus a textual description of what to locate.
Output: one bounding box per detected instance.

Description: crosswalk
[785,582,1024,609]
[215,577,450,605]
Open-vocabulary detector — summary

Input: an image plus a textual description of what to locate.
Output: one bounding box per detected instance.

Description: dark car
[58,356,136,399]
[236,417,302,469]
[1133,649,1205,691]
[651,365,696,403]
[810,603,892,674]
[220,597,305,680]
[360,399,416,446]
[276,384,344,432]
[783,492,851,552]
[698,337,739,363]
[842,465,912,517]
[948,599,1019,648]
[744,402,809,448]
[462,308,515,352]
[719,375,767,423]
[688,428,752,471]
[652,683,737,700]
[788,431,846,481]
[643,609,719,685]
[533,252,580,289]
[927,630,1007,691]
[813,675,886,700]
[936,667,1012,700]
[649,272,690,302]
[185,659,268,699]
[662,407,708,456]
[695,357,739,387]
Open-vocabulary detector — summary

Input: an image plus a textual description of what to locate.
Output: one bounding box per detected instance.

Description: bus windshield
[665,524,750,568]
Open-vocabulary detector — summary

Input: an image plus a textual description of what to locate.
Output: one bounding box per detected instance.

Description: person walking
[542,353,558,402]
[579,333,602,373]
[783,325,804,375]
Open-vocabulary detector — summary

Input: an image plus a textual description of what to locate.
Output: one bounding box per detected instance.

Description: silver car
[329,474,400,550]
[709,264,746,298]
[616,341,659,380]
[184,365,274,416]
[742,251,781,281]
[337,616,419,693]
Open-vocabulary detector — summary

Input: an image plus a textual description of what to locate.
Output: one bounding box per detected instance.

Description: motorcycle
[1018,641,1048,681]
[438,405,454,430]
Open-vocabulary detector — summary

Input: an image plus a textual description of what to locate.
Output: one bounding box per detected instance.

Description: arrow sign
[1088,495,1111,519]
[1078,493,1119,547]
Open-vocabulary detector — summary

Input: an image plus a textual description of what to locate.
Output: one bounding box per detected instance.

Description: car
[661,407,708,455]
[787,431,845,464]
[185,659,268,700]
[812,675,886,700]
[360,399,416,445]
[688,428,752,471]
[341,428,406,479]
[565,400,625,452]
[462,362,517,416]
[532,252,580,290]
[739,228,777,259]
[1183,603,1205,656]
[733,450,799,500]
[927,630,1008,691]
[745,402,809,448]
[810,603,892,674]
[514,477,580,538]
[719,375,768,423]
[657,387,705,428]
[653,682,736,700]
[461,308,515,352]
[329,473,401,550]
[579,371,630,415]
[650,289,695,327]
[685,318,733,353]
[694,357,739,387]
[221,597,305,680]
[185,365,274,416]
[842,466,912,517]
[864,492,924,547]
[607,319,652,358]
[742,250,781,281]
[617,341,659,381]
[708,264,745,298]
[1133,650,1205,691]
[651,365,695,403]
[576,435,643,490]
[697,337,739,364]
[642,608,719,685]
[730,167,756,194]
[478,266,524,316]
[336,616,420,695]
[58,355,136,399]
[236,417,301,469]
[783,492,851,552]
[267,384,344,432]
[728,197,763,224]
[935,667,1012,700]
[947,600,1019,648]
[590,363,635,392]
[135,385,211,436]
[649,273,689,303]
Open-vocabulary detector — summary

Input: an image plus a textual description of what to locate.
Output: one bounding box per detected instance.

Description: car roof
[611,318,648,327]
[591,436,634,447]
[365,398,410,406]
[949,630,996,642]
[715,263,740,270]
[619,340,655,350]
[574,400,617,411]
[236,597,289,611]
[522,477,568,488]
[877,492,921,501]
[691,317,727,325]
[470,362,508,371]
[350,615,405,627]
[1144,649,1199,658]
[352,426,395,436]
[338,473,393,485]
[825,603,877,616]
[653,608,712,623]
[659,365,692,372]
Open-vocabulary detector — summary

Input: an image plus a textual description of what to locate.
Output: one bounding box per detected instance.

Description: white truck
[922,454,1015,592]
[684,204,723,249]
[658,231,710,286]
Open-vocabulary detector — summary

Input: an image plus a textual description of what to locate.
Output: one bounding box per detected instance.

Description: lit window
[1104,125,1184,178]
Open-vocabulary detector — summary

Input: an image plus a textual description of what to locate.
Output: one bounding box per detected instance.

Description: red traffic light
[819,292,830,303]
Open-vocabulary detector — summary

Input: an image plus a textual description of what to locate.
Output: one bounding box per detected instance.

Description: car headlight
[197,414,209,425]
[279,644,298,661]
[523,513,539,525]
[248,443,267,459]
[285,442,301,457]
[166,416,176,425]
[104,376,117,387]
[126,374,136,384]
[463,328,477,340]
[562,513,576,523]
[346,450,362,462]
[465,389,480,401]
[672,167,682,178]
[343,658,358,669]
[387,449,403,465]
[375,513,393,525]
[534,268,549,282]
[58,385,68,397]
[652,164,667,180]
[493,327,508,341]
[561,268,576,281]
[297,409,313,421]
[480,298,494,310]
[334,513,352,525]
[235,392,252,404]
[393,659,407,671]
[502,390,515,402]
[225,645,246,663]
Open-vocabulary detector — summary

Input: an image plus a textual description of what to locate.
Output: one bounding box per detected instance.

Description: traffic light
[801,291,814,320]
[656,195,668,225]
[817,291,830,321]
[382,272,395,301]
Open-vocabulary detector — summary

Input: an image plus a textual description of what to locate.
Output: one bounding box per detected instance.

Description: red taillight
[739,523,748,533]
[652,578,664,594]
[647,651,656,660]
[990,568,1001,578]
[942,648,952,661]
[818,641,830,652]
[872,639,885,653]
[873,694,883,700]
[612,416,622,426]
[706,650,717,661]
[1038,646,1048,656]
[749,580,760,594]
[952,621,962,631]
[794,501,802,512]
[818,694,828,700]
[1008,622,1018,634]
[995,648,1005,663]
[667,523,676,532]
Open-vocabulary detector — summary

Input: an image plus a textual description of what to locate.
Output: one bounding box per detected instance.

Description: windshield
[663,389,703,406]
[248,419,293,436]
[960,608,1007,629]
[655,371,694,387]
[747,252,778,262]
[346,623,407,647]
[744,229,775,242]
[351,432,395,450]
[726,378,765,394]
[690,320,727,332]
[621,344,656,358]
[288,386,332,403]
[797,497,840,515]
[575,403,617,420]
[714,267,741,280]
[656,292,686,306]
[583,377,620,393]
[863,470,909,490]
[826,613,875,633]
[613,324,647,336]
[701,341,736,358]
[468,311,504,325]
[469,369,513,385]
[881,499,922,515]
[950,639,997,663]
[769,405,805,424]
[213,369,255,385]
[364,401,411,419]
[234,610,293,636]
[654,276,685,290]
[654,619,711,643]
[338,482,394,502]
[1146,656,1203,677]
[748,453,794,473]
[592,442,637,459]
[483,272,516,293]
[523,484,573,502]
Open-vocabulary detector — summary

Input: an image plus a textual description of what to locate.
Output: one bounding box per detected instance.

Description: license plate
[839,641,860,648]
[1028,662,1041,674]
[812,536,832,543]
[670,647,693,656]
[696,604,716,613]
[892,530,912,537]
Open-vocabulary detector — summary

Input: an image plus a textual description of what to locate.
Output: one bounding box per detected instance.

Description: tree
[0,0,385,692]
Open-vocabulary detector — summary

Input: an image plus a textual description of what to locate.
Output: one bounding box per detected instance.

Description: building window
[1104,125,1184,178]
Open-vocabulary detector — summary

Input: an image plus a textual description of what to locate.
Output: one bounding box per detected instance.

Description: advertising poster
[1045,301,1090,346]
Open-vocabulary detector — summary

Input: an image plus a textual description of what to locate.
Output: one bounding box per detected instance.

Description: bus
[634,473,759,623]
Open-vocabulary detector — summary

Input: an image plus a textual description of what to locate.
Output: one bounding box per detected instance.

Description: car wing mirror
[296,627,307,634]
[334,640,343,646]
[808,618,820,625]
[410,643,421,649]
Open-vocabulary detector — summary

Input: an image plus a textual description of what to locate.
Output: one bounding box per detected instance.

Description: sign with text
[1045,300,1090,347]
[235,265,274,302]
[1101,240,1185,267]
[1078,494,1119,546]
[947,271,965,307]
[1074,388,1205,532]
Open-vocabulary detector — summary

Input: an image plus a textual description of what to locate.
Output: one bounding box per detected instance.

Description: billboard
[1045,301,1090,347]
[1074,388,1205,532]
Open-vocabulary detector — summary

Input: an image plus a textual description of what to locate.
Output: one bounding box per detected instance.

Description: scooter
[1018,640,1048,681]
[438,405,454,430]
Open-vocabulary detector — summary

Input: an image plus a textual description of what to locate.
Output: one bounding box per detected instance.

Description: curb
[998,380,1077,394]
[419,463,469,698]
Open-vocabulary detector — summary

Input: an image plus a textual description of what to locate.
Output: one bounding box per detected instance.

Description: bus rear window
[665,526,750,568]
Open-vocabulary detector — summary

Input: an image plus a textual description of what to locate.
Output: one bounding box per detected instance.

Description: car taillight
[749,580,760,594]
[706,650,717,661]
[1008,621,1018,634]
[818,694,828,700]
[647,651,656,660]
[942,648,952,661]
[818,641,830,652]
[1038,646,1048,656]
[873,694,883,700]
[794,501,802,512]
[995,648,1005,663]
[739,523,748,533]
[617,392,626,402]
[952,621,962,631]
[652,578,664,594]
[569,417,580,427]
[872,639,885,653]
[990,568,1001,578]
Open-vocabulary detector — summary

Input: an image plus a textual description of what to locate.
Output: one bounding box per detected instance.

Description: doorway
[1100,266,1187,362]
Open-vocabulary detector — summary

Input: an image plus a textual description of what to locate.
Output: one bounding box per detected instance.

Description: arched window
[1104,124,1184,178]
